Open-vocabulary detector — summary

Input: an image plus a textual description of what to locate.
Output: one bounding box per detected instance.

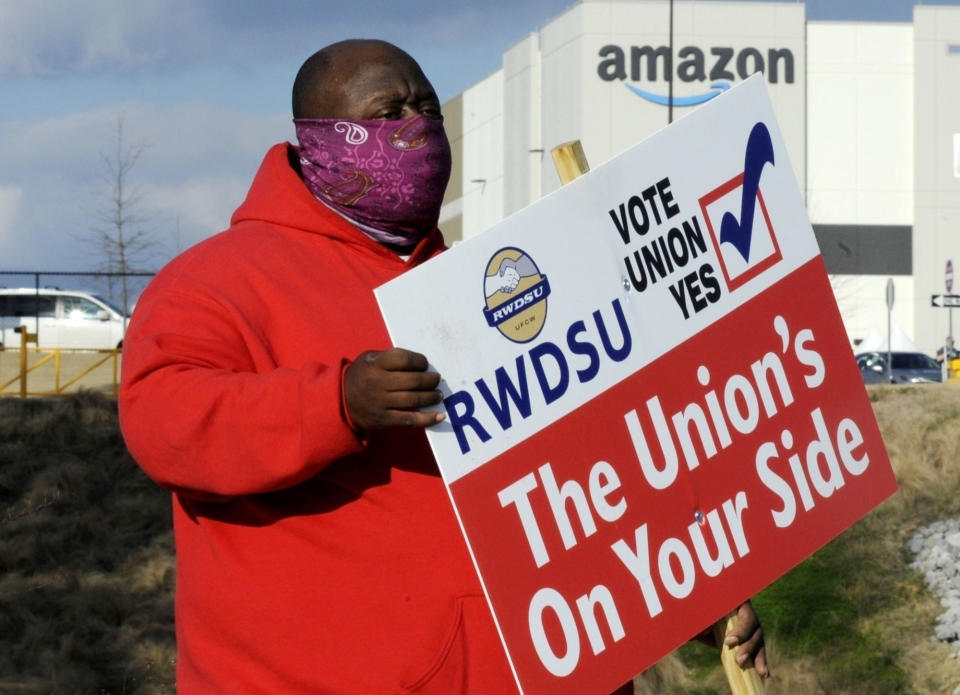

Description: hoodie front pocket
[398,594,514,695]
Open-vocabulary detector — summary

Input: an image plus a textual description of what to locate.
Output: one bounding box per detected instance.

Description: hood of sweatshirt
[230,143,446,266]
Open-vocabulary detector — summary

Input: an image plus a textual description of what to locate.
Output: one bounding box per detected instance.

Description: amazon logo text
[598,44,795,108]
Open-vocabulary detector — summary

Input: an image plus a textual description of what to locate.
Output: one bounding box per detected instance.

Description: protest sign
[375,74,897,695]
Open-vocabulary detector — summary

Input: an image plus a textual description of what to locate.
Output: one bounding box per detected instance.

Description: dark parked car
[855,351,942,384]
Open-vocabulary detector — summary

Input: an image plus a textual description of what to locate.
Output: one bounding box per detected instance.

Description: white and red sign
[376,75,897,695]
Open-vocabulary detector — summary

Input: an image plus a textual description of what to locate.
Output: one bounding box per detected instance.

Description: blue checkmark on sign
[719,122,775,263]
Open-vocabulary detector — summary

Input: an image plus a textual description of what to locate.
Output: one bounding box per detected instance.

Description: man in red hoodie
[119,39,766,693]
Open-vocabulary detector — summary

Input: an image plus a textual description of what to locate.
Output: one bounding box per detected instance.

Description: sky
[1,0,958,282]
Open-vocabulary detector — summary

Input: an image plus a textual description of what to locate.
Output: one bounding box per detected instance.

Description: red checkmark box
[698,172,783,292]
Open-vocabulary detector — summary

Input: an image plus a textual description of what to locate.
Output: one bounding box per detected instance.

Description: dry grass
[0,392,174,695]
[871,385,960,520]
[2,385,960,694]
[635,652,699,694]
[859,384,960,695]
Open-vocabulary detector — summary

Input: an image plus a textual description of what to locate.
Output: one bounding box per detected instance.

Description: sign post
[932,283,960,381]
[947,260,954,380]
[376,76,897,695]
[931,295,960,308]
[885,278,894,383]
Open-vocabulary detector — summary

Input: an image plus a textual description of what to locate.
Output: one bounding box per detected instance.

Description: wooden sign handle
[550,140,591,185]
[549,140,766,695]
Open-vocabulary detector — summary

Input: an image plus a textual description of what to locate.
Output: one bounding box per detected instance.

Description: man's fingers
[384,370,441,393]
[382,408,446,427]
[727,601,767,677]
[384,389,444,411]
[725,601,760,643]
[753,649,770,679]
[734,626,763,664]
[370,348,430,372]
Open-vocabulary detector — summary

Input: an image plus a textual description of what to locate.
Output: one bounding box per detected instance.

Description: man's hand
[344,348,445,431]
[695,600,768,678]
[721,601,768,678]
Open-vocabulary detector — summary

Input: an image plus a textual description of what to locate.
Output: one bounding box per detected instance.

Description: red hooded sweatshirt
[119,143,517,694]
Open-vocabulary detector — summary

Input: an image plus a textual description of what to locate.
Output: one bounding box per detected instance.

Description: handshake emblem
[482,248,551,344]
[485,253,539,297]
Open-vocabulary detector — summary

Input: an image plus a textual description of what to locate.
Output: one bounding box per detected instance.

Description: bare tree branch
[82,115,157,325]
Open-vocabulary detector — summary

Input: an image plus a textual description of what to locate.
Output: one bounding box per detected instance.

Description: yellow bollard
[948,357,960,382]
[113,348,120,396]
[18,328,37,399]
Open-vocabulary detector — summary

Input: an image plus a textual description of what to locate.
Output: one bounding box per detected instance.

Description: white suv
[0,288,128,349]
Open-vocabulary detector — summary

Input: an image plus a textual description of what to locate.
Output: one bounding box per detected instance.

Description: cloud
[142,175,252,250]
[0,0,577,80]
[0,101,288,270]
[0,185,23,242]
[0,0,415,77]
[0,1,211,76]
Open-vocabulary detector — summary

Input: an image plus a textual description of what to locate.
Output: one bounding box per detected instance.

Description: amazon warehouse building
[438,0,960,356]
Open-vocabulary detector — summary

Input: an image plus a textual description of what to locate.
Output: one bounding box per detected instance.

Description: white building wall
[539,3,591,191]
[914,7,960,355]
[461,71,505,241]
[806,22,914,225]
[503,34,543,217]
[806,21,915,347]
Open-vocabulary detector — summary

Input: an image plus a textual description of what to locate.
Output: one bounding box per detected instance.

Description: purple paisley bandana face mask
[294,115,452,245]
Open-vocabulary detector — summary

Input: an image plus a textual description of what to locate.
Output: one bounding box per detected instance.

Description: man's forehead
[341,59,426,89]
[328,48,433,97]
[328,41,417,75]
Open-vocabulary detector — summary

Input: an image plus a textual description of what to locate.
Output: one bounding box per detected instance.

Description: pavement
[0,347,120,397]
